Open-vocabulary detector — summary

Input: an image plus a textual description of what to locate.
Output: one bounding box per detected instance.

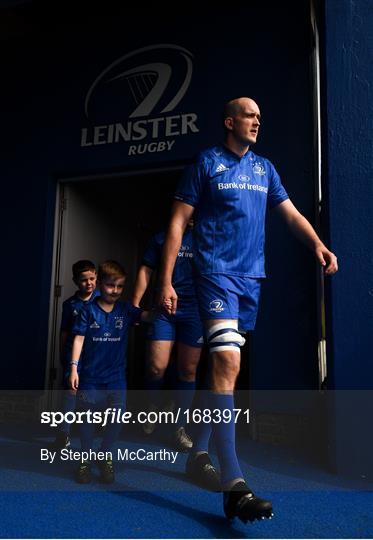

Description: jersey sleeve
[60,300,71,332]
[267,162,289,209]
[174,156,206,207]
[142,233,163,269]
[127,304,143,325]
[72,304,90,336]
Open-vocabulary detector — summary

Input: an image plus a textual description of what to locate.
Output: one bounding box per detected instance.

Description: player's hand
[157,284,178,315]
[315,245,338,275]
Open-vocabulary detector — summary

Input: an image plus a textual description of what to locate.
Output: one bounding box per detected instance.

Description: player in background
[132,221,203,452]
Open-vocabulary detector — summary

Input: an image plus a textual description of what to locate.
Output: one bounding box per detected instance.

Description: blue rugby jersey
[60,289,100,364]
[142,228,196,297]
[72,298,142,384]
[175,145,289,277]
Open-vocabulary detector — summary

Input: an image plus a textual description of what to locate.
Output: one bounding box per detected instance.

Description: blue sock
[188,390,212,454]
[173,379,195,428]
[100,390,126,454]
[62,390,76,435]
[79,401,96,454]
[209,392,243,486]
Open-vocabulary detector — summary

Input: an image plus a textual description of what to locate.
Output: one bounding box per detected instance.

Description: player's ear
[224,116,234,131]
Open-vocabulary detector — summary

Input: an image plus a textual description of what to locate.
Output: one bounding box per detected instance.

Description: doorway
[46,168,186,404]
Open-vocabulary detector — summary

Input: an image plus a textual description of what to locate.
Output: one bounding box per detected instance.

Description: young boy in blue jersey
[158,97,338,523]
[51,259,98,450]
[132,221,204,453]
[69,260,155,484]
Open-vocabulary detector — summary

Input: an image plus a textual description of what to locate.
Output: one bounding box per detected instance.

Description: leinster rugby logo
[81,44,199,155]
[252,162,266,176]
[209,299,224,313]
[115,318,124,330]
[84,44,193,120]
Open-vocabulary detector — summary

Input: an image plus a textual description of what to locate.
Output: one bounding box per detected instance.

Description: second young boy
[69,260,155,484]
[52,259,98,451]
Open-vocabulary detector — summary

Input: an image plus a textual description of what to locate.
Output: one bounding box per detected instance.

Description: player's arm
[69,335,85,392]
[157,200,194,314]
[133,297,170,323]
[132,265,153,307]
[274,199,338,275]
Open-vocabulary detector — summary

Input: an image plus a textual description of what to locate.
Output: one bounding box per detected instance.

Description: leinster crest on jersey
[252,162,266,176]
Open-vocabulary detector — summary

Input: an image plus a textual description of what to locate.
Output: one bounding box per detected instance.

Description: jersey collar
[221,144,253,162]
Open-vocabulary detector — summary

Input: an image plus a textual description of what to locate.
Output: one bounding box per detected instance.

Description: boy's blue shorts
[77,379,126,407]
[195,274,262,332]
[147,297,203,347]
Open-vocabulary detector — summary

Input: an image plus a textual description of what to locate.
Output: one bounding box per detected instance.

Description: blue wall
[322,0,373,477]
[2,3,318,393]
[2,0,371,478]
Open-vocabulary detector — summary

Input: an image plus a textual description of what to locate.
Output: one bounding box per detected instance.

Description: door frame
[43,165,184,409]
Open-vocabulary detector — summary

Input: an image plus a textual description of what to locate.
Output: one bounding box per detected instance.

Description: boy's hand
[163,299,173,312]
[157,284,178,315]
[69,370,79,393]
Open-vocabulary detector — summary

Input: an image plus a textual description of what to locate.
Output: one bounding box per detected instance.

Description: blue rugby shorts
[195,274,262,332]
[147,297,203,347]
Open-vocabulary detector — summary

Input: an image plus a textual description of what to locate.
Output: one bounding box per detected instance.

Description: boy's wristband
[70,361,79,367]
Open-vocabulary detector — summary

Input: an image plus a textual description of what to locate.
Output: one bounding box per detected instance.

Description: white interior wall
[48,171,178,393]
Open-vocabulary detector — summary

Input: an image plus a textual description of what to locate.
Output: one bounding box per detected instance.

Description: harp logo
[81,44,199,154]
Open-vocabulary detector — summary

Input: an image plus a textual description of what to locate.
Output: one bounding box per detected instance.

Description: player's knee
[213,352,241,379]
[177,364,197,382]
[177,352,199,381]
[206,321,245,354]
[147,364,166,380]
